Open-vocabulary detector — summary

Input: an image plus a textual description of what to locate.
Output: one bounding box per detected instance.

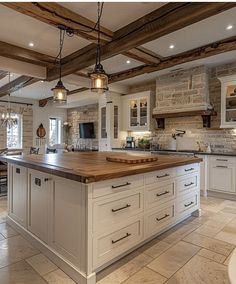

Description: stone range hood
[152,66,216,128]
[153,65,211,115]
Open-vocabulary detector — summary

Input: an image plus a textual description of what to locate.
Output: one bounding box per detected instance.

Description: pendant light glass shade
[52,80,68,103]
[91,64,108,93]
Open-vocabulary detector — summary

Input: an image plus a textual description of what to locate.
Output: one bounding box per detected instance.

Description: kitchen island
[1,152,202,284]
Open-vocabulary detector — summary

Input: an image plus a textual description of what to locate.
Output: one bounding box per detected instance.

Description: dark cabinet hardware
[112,204,131,212]
[216,165,228,168]
[35,178,41,187]
[216,159,228,162]
[156,190,169,197]
[185,168,194,172]
[184,182,194,187]
[184,201,194,207]
[112,182,131,189]
[44,178,50,182]
[112,233,131,244]
[156,214,170,221]
[156,173,169,179]
[16,168,20,174]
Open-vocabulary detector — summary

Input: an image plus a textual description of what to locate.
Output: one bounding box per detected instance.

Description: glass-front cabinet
[219,75,236,128]
[125,92,151,131]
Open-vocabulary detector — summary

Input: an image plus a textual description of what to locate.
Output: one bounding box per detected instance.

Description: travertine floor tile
[194,224,222,238]
[197,248,227,264]
[0,222,19,238]
[97,251,152,284]
[43,269,75,283]
[224,251,234,266]
[183,232,234,256]
[147,241,200,278]
[26,253,57,276]
[157,222,200,245]
[0,260,47,284]
[122,267,167,284]
[166,255,229,284]
[214,224,236,245]
[0,235,39,268]
[221,206,236,215]
[139,240,171,259]
[0,211,7,223]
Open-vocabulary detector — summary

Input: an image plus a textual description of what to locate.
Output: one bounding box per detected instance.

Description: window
[49,117,62,146]
[7,114,22,149]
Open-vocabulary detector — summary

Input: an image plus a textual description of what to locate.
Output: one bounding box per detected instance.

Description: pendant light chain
[96,2,101,67]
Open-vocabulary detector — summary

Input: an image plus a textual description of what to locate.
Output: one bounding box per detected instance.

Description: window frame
[6,114,23,149]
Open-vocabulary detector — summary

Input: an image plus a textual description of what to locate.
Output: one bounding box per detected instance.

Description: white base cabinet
[7,162,200,284]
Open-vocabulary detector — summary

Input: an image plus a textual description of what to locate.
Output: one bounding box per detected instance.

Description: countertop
[112,148,236,156]
[0,152,202,184]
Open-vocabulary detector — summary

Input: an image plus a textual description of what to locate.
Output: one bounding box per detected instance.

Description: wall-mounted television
[79,122,95,139]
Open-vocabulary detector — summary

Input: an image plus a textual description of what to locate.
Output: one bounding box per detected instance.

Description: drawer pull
[112,182,131,189]
[156,190,169,197]
[184,201,194,207]
[216,159,228,162]
[112,232,131,244]
[156,214,170,221]
[156,173,169,179]
[35,178,41,187]
[216,165,228,168]
[184,182,194,187]
[112,204,131,212]
[16,168,20,174]
[185,168,194,172]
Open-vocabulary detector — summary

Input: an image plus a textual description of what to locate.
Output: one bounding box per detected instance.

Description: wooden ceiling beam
[0,41,55,67]
[0,71,8,81]
[46,2,236,80]
[3,2,163,70]
[0,75,39,97]
[108,36,236,83]
[2,2,113,42]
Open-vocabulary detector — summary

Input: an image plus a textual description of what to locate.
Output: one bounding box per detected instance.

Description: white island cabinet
[6,158,200,284]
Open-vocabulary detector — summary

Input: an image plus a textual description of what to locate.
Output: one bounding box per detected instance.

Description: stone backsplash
[150,62,236,152]
[67,104,98,149]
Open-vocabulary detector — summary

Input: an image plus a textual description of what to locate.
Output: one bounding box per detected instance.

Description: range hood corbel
[153,110,217,129]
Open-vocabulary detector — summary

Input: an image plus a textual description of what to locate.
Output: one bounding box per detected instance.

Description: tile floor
[0,196,235,284]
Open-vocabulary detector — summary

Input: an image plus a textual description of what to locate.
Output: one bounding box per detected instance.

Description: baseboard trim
[208,190,236,201]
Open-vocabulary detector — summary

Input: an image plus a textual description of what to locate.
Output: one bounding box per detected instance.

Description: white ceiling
[60,2,165,31]
[142,7,236,57]
[0,5,90,57]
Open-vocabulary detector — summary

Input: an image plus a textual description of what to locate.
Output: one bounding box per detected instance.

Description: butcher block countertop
[0,152,202,183]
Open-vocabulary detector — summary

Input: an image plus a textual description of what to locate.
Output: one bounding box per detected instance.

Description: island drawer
[93,189,143,233]
[176,174,198,196]
[177,163,199,176]
[93,219,142,268]
[145,180,175,209]
[145,168,176,185]
[145,202,175,237]
[209,156,235,165]
[92,174,144,199]
[176,192,198,216]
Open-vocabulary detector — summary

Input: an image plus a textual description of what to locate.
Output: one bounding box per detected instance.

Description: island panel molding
[5,152,201,284]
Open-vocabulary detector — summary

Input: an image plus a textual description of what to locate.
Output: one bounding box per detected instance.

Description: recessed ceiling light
[226,25,233,30]
[169,44,175,49]
[126,60,131,64]
[28,42,34,47]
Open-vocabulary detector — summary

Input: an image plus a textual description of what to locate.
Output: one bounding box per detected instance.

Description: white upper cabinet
[219,75,236,128]
[122,91,153,131]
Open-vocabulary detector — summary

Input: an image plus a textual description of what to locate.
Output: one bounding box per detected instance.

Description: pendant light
[52,26,68,103]
[90,2,108,93]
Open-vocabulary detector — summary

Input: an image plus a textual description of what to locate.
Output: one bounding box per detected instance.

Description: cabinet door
[209,164,235,193]
[139,97,148,127]
[9,165,27,227]
[129,99,139,128]
[28,169,50,243]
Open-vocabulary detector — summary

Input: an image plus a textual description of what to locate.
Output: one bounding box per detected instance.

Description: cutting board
[106,154,158,164]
